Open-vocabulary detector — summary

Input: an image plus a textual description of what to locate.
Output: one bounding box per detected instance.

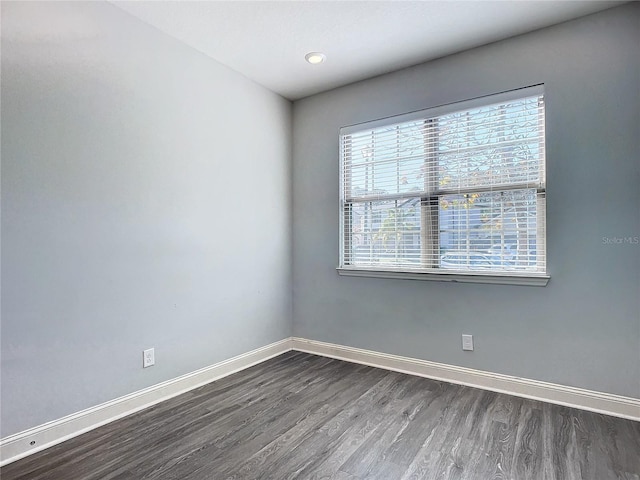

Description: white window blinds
[339,85,546,277]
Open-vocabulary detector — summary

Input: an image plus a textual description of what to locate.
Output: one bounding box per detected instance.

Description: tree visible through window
[339,86,546,276]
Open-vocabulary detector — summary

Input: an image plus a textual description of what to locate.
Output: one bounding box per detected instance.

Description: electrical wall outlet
[143,348,155,368]
[462,334,474,351]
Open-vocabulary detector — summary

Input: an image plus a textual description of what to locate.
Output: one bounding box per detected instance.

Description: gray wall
[292,4,640,398]
[1,2,292,437]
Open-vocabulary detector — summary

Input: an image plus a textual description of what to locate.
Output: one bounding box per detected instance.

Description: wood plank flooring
[2,351,639,479]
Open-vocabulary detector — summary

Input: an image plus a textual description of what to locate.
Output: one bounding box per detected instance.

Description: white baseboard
[3,336,638,467]
[0,338,292,467]
[291,337,640,422]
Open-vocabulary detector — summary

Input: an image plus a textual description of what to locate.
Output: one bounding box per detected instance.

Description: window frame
[337,85,549,286]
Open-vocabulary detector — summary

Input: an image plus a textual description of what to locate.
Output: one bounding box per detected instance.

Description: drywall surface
[292,4,640,398]
[1,1,292,437]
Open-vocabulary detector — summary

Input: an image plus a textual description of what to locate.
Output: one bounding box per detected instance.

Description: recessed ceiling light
[305,52,326,65]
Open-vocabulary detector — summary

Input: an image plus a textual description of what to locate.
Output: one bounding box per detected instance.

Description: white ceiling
[112,1,625,100]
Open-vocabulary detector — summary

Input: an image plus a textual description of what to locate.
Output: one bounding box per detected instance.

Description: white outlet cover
[462,335,474,351]
[143,348,155,368]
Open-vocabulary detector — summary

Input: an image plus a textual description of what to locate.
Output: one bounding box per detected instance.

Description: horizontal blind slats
[340,87,546,275]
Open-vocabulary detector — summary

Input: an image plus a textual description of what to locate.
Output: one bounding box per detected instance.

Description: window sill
[337,267,550,286]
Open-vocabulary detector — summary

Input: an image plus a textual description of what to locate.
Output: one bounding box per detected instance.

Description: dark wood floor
[2,351,639,480]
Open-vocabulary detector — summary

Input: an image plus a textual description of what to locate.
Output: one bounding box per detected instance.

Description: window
[339,85,548,285]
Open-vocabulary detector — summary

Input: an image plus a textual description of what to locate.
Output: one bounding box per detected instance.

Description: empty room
[1,1,639,479]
